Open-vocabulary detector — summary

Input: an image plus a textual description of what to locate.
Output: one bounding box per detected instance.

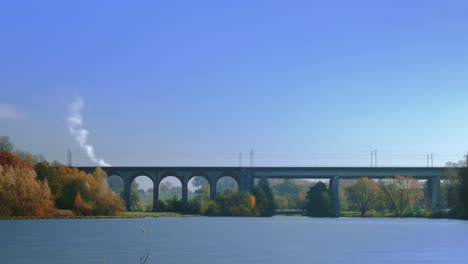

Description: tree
[345,177,380,216]
[274,195,289,209]
[379,176,423,216]
[253,179,276,216]
[216,177,238,193]
[456,156,468,219]
[130,189,143,211]
[191,176,209,190]
[206,192,258,216]
[305,182,336,217]
[272,179,310,209]
[14,150,45,167]
[34,161,61,197]
[0,136,14,153]
[0,152,56,217]
[441,164,459,210]
[54,166,125,215]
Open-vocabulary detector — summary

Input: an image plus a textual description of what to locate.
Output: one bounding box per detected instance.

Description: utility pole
[375,149,377,167]
[250,148,254,168]
[67,148,72,167]
[371,150,374,167]
[427,155,429,167]
[431,154,433,167]
[239,152,242,168]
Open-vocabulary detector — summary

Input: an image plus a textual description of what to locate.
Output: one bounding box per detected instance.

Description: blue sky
[1,0,468,167]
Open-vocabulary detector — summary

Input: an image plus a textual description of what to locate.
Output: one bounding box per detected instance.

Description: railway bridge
[77,166,447,212]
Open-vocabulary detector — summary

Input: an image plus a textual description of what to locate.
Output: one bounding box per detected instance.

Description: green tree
[191,176,209,190]
[130,189,143,211]
[216,177,238,194]
[207,192,257,216]
[272,179,310,209]
[456,156,468,219]
[305,182,336,217]
[130,181,144,211]
[253,179,276,216]
[345,177,380,216]
[0,136,14,153]
[379,176,423,216]
[34,161,62,197]
[440,167,459,211]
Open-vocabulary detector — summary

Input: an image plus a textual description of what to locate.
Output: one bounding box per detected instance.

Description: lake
[1,217,467,263]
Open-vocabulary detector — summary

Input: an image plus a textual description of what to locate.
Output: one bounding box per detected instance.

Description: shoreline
[0,211,457,220]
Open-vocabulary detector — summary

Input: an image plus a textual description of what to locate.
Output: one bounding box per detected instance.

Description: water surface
[1,217,467,263]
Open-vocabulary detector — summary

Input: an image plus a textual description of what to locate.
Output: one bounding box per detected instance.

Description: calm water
[1,217,467,264]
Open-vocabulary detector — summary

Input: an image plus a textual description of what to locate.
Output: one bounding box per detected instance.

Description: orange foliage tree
[0,153,56,217]
[55,166,125,215]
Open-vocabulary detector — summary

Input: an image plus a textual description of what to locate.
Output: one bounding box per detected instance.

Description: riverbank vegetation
[0,136,123,218]
[1,135,468,219]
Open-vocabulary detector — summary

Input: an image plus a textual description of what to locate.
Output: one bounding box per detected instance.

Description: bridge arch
[188,171,211,185]
[158,175,183,212]
[107,174,124,198]
[160,171,183,183]
[105,170,123,178]
[129,171,154,183]
[188,175,210,200]
[216,175,239,194]
[130,175,154,211]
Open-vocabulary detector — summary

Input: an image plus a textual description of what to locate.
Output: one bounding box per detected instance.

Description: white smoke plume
[68,98,111,167]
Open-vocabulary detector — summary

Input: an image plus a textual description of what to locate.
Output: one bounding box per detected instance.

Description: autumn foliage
[0,153,56,217]
[0,152,31,170]
[0,148,124,217]
[54,166,125,215]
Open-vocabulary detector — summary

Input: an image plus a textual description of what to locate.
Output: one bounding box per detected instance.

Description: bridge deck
[77,166,448,179]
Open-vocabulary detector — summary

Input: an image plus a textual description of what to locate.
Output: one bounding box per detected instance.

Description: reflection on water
[1,217,467,264]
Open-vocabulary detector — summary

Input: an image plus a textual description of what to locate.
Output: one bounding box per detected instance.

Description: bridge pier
[152,176,160,212]
[329,176,340,214]
[426,176,441,211]
[209,178,217,200]
[238,168,255,193]
[182,177,188,210]
[123,178,131,211]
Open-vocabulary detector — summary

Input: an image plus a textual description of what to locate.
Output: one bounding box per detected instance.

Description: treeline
[0,136,277,217]
[0,136,124,217]
[298,160,468,218]
[441,157,468,219]
[296,175,456,218]
[341,176,423,217]
[162,178,277,217]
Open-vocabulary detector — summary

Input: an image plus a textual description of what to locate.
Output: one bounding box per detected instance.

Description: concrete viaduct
[77,166,447,212]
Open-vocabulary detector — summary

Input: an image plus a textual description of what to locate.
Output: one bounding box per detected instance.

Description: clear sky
[1,0,468,167]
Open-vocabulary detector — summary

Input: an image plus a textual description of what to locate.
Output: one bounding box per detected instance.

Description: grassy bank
[1,210,446,219]
[0,210,191,219]
[339,210,433,218]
